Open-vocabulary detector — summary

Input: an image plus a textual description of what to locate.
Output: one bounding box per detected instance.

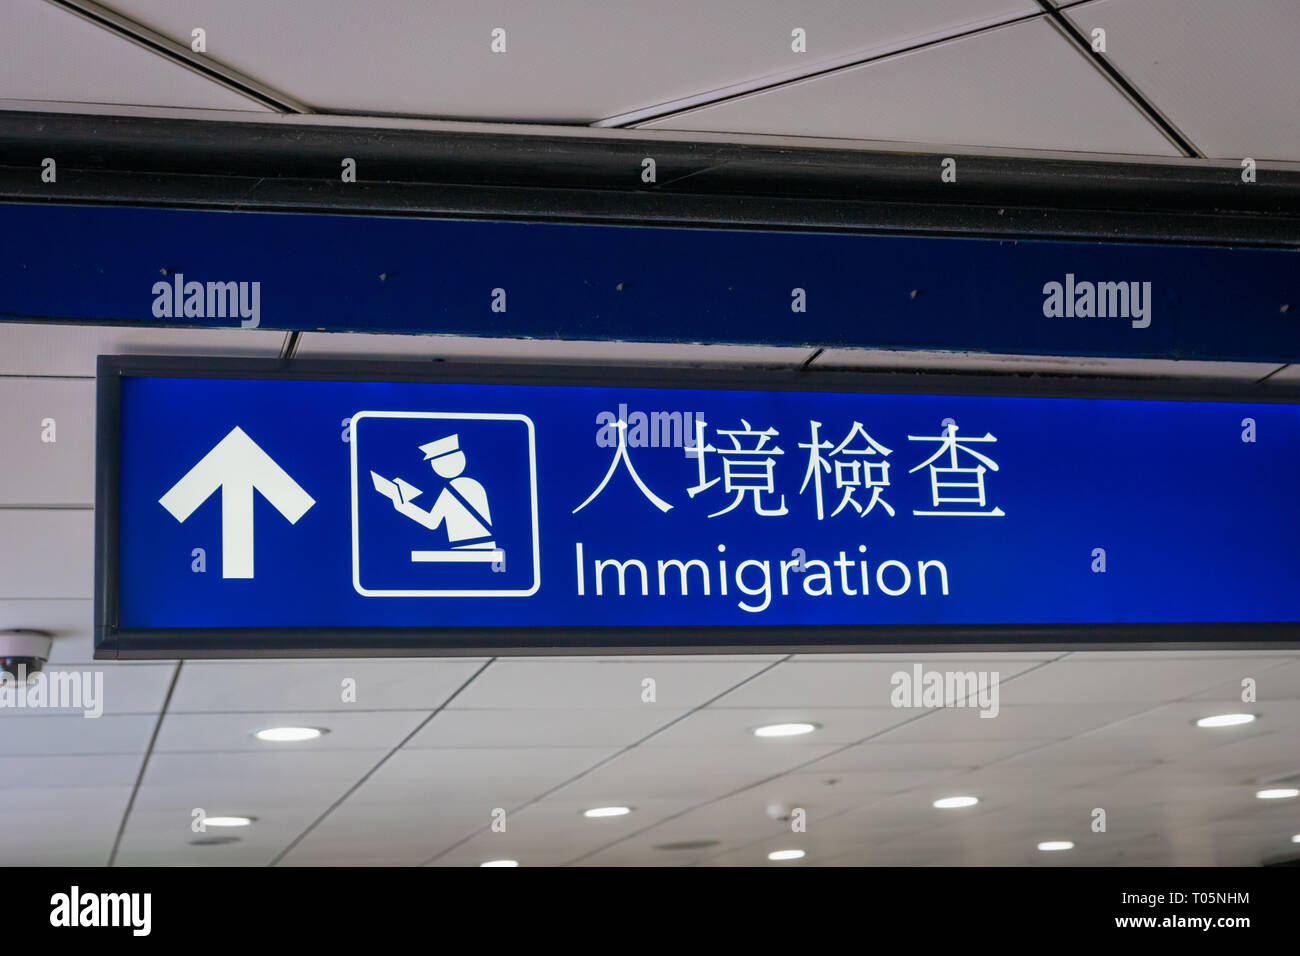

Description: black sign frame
[95,354,1300,659]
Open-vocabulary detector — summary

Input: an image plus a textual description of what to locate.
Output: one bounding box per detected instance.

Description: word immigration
[574,542,950,613]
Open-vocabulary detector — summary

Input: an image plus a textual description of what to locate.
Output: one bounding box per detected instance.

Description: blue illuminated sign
[96,359,1300,656]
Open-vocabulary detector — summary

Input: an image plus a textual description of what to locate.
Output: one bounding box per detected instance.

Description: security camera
[0,630,53,684]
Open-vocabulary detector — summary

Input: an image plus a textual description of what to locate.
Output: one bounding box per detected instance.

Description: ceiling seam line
[560,702,948,866]
[280,331,301,361]
[560,655,1071,866]
[265,657,495,867]
[662,654,1085,867]
[1034,0,1202,159]
[592,11,1047,129]
[106,659,183,867]
[417,654,797,866]
[42,0,309,114]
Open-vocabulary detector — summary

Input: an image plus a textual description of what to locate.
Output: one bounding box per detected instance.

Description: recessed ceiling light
[253,726,327,742]
[1256,788,1299,800]
[1291,834,1300,844]
[480,860,518,867]
[768,849,805,861]
[933,796,979,809]
[204,816,254,828]
[753,722,818,738]
[1195,713,1256,728]
[1037,841,1074,852]
[583,806,632,818]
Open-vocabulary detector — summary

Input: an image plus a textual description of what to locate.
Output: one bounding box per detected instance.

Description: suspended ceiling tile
[642,17,1179,156]
[406,707,687,749]
[152,710,428,753]
[817,348,1283,380]
[102,0,1037,121]
[642,706,909,748]
[292,331,811,367]
[0,322,285,377]
[0,509,92,599]
[0,0,268,111]
[0,714,157,756]
[1065,0,1300,160]
[447,659,774,709]
[999,657,1291,705]
[0,663,175,716]
[0,377,94,506]
[714,658,1041,708]
[169,659,487,712]
[0,599,93,662]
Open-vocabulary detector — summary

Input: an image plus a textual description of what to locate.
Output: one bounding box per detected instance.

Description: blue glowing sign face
[97,360,1300,656]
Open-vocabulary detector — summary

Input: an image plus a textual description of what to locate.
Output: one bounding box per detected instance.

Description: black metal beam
[1,110,1297,246]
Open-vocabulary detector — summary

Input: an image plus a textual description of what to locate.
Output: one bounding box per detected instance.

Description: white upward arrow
[159,426,315,579]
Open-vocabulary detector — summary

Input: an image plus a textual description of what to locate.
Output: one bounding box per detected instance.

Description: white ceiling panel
[0,322,285,377]
[816,348,1284,380]
[788,650,1062,662]
[0,508,92,598]
[1065,0,1300,160]
[798,737,1043,773]
[552,765,763,803]
[0,0,268,111]
[406,707,687,749]
[1172,728,1300,774]
[1010,728,1237,765]
[368,745,617,782]
[1,804,128,866]
[446,659,775,709]
[1,599,90,661]
[168,659,487,713]
[103,0,1037,122]
[999,655,1294,705]
[141,748,388,787]
[0,662,175,716]
[642,18,1179,156]
[714,658,1042,709]
[1267,363,1300,384]
[2,753,144,788]
[642,706,910,747]
[581,742,837,779]
[435,796,689,859]
[1189,658,1300,701]
[874,701,1153,742]
[292,332,813,367]
[278,800,487,859]
[0,377,94,506]
[779,766,970,799]
[942,756,1155,791]
[117,807,323,866]
[0,713,156,755]
[348,767,572,808]
[0,784,132,814]
[152,709,429,753]
[130,777,346,814]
